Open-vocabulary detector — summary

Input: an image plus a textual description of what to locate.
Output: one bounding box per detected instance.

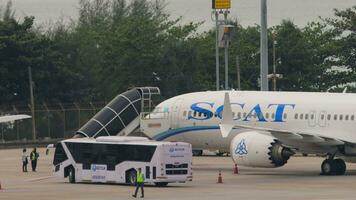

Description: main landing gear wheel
[321,158,346,175]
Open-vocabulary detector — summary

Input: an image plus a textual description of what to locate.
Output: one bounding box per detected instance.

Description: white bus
[53,136,192,186]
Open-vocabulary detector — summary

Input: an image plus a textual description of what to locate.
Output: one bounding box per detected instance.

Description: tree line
[0,0,355,107]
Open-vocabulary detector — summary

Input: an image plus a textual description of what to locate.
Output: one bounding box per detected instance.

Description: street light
[212,0,231,91]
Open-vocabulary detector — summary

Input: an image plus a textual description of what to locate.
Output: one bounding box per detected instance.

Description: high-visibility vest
[31,152,38,161]
[136,171,145,183]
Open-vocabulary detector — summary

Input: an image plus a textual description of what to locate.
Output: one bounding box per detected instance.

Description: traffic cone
[217,171,223,184]
[233,164,239,174]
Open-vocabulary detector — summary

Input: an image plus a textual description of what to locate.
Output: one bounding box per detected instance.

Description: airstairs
[76,87,160,138]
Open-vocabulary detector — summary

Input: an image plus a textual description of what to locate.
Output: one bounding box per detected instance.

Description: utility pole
[215,11,220,91]
[236,55,241,90]
[28,66,36,141]
[260,0,268,91]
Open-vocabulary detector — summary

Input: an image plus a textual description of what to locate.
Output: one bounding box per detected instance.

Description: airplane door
[318,111,327,127]
[171,99,183,128]
[308,111,316,127]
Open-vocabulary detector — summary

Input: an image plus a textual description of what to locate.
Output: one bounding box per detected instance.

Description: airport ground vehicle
[53,136,192,186]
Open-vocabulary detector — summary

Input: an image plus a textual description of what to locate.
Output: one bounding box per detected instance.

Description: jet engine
[230,131,294,168]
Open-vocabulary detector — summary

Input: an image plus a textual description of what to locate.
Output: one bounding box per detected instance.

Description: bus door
[90,144,107,183]
[171,98,183,128]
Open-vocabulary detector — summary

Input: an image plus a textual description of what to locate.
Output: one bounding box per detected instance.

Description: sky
[0,0,355,30]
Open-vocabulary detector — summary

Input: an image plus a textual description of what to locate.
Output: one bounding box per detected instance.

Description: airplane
[140,90,356,175]
[0,114,31,123]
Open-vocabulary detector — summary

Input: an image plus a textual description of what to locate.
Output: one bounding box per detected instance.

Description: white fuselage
[141,90,356,153]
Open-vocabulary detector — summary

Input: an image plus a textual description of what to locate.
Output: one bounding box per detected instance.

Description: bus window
[146,166,150,179]
[53,143,68,166]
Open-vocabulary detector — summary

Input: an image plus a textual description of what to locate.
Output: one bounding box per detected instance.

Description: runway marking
[26,176,54,182]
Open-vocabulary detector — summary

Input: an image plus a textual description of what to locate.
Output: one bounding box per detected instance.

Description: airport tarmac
[1,148,356,200]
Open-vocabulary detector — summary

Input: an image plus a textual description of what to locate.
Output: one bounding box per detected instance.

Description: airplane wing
[219,92,344,147]
[0,114,31,123]
[231,123,344,146]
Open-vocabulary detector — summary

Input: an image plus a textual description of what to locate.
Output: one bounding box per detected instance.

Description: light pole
[212,0,231,90]
[273,32,277,91]
[260,0,268,91]
[224,10,229,90]
[28,66,36,141]
[215,11,220,91]
[268,32,283,91]
[236,55,241,90]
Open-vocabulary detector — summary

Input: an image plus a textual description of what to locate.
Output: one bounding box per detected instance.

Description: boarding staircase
[76,87,160,138]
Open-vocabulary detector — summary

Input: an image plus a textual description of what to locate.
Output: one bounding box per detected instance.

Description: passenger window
[327,114,331,120]
[188,111,192,117]
[300,114,303,120]
[193,111,197,117]
[311,114,314,120]
[294,113,298,119]
[198,112,202,117]
[346,115,349,120]
[334,114,337,120]
[271,113,275,119]
[351,115,355,121]
[321,114,324,120]
[339,115,343,120]
[266,113,269,119]
[283,113,287,120]
[305,114,308,120]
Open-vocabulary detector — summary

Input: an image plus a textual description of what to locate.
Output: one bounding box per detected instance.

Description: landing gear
[321,158,346,175]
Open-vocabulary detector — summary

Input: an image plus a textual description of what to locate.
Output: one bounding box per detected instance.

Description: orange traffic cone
[217,171,223,184]
[233,164,239,174]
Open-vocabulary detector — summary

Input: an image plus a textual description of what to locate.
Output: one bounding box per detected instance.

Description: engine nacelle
[230,131,294,168]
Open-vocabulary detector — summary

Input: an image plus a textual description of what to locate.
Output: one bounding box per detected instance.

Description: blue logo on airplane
[188,102,295,122]
[235,139,248,155]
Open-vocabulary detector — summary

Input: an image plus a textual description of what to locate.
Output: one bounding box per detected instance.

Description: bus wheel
[127,170,137,185]
[68,167,76,183]
[154,182,168,187]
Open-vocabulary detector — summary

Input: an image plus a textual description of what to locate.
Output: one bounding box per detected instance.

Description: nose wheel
[321,158,346,175]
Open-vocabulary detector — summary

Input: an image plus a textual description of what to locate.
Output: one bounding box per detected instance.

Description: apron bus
[53,136,192,186]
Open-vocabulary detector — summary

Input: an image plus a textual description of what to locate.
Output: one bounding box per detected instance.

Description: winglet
[219,92,234,138]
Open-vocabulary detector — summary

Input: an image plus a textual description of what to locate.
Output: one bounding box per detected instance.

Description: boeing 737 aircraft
[140,90,356,175]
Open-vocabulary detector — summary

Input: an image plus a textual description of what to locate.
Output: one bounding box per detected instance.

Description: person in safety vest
[132,168,145,198]
[30,148,39,172]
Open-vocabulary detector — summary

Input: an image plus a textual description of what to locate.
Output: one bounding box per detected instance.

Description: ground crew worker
[30,148,39,172]
[22,148,28,172]
[132,168,145,198]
